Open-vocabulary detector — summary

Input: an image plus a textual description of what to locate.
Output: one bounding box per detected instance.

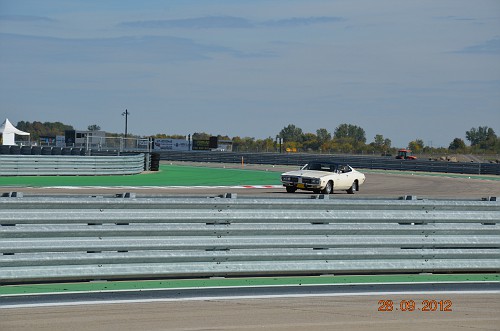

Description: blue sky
[1,0,499,148]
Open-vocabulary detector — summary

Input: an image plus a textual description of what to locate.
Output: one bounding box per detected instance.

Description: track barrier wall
[2,149,499,175]
[1,195,499,283]
[157,151,500,175]
[0,154,145,176]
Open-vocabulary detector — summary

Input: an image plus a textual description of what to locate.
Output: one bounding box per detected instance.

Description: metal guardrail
[1,195,498,283]
[156,151,500,175]
[0,154,145,176]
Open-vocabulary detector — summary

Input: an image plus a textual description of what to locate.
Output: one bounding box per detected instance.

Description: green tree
[279,124,303,143]
[494,137,500,153]
[371,134,392,153]
[87,124,101,131]
[336,141,354,154]
[408,139,424,153]
[483,128,497,150]
[217,134,231,140]
[373,134,384,148]
[232,136,257,152]
[316,128,331,145]
[449,138,466,152]
[169,134,186,139]
[259,137,276,152]
[333,124,366,151]
[333,124,366,143]
[232,136,243,151]
[16,120,73,140]
[192,132,211,140]
[384,138,392,149]
[466,126,498,150]
[302,132,320,151]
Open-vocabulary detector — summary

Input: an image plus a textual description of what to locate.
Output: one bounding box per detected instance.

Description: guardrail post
[115,192,136,198]
[1,192,23,197]
[219,193,237,199]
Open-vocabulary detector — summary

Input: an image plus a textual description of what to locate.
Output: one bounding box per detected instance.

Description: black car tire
[321,181,333,194]
[347,181,357,194]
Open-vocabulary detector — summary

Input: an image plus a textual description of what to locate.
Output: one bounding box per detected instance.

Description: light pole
[122,109,130,151]
[122,109,130,138]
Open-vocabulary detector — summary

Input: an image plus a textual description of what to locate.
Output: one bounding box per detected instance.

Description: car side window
[338,165,351,173]
[341,166,352,173]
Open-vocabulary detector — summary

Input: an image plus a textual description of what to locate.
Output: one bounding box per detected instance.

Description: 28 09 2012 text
[378,299,453,312]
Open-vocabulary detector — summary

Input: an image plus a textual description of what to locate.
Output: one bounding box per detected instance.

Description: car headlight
[311,178,320,184]
[281,176,291,182]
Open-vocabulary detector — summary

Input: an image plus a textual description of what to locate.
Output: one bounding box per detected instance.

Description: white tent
[0,118,30,145]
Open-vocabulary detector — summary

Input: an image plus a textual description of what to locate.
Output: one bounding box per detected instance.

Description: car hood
[281,170,332,178]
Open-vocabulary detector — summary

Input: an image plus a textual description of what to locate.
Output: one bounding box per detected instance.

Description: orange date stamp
[378,299,453,312]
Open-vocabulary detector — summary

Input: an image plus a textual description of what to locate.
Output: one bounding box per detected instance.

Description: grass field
[0,164,282,187]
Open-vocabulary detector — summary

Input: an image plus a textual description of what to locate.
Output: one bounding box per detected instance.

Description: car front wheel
[347,181,358,194]
[286,186,297,193]
[321,181,333,194]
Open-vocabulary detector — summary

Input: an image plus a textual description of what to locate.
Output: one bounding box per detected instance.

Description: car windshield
[303,162,338,172]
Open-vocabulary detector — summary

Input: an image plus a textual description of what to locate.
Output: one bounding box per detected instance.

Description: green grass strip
[1,164,496,188]
[2,274,498,296]
[0,164,282,187]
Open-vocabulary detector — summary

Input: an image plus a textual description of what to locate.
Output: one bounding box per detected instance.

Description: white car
[281,161,366,194]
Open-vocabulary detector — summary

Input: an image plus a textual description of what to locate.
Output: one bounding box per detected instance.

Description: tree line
[15,121,74,140]
[12,120,500,154]
[231,124,500,154]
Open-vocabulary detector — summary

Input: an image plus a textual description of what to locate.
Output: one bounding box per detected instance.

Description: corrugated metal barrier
[157,151,500,175]
[0,154,145,176]
[1,195,499,283]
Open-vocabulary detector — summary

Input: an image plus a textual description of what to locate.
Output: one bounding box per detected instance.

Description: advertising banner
[192,139,210,150]
[153,138,190,151]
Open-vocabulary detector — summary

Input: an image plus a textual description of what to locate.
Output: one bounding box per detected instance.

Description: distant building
[216,139,233,152]
[64,130,106,147]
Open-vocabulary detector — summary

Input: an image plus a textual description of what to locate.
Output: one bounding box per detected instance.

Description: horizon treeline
[13,120,500,154]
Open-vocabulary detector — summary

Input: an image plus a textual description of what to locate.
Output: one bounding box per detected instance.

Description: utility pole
[122,109,130,138]
[121,109,130,151]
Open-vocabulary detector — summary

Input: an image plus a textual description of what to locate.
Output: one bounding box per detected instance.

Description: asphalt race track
[2,290,499,331]
[8,170,500,199]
